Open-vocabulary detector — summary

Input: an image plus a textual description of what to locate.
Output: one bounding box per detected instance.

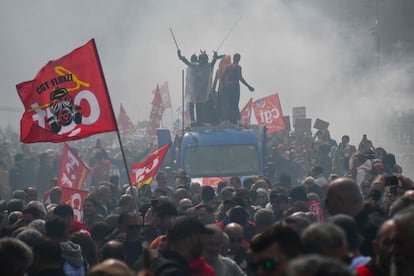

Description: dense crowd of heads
[0,128,412,275]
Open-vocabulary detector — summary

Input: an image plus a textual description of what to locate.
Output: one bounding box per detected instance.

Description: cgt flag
[159,81,172,110]
[16,39,117,143]
[148,85,165,138]
[253,94,285,134]
[131,143,171,189]
[240,98,253,126]
[61,187,89,222]
[118,103,135,136]
[58,143,90,190]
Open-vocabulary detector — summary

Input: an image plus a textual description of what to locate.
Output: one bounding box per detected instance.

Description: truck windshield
[183,145,260,177]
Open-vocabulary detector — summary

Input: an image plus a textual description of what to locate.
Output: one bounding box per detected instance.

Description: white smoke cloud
[1,0,413,148]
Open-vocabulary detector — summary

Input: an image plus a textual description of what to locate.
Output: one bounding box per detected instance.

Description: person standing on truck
[213,54,232,124]
[177,50,221,126]
[221,53,254,124]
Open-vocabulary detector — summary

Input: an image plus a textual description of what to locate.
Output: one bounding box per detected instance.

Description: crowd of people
[0,124,413,275]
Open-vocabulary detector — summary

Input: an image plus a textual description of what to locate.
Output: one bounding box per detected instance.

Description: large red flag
[118,103,135,136]
[240,98,253,126]
[131,143,171,189]
[16,39,117,143]
[252,94,285,134]
[58,143,90,190]
[148,85,165,138]
[61,187,89,222]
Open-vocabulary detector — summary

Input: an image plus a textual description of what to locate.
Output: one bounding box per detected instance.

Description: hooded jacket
[60,241,86,276]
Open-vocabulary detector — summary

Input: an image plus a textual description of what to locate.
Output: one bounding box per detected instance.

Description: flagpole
[181,69,185,133]
[91,39,138,207]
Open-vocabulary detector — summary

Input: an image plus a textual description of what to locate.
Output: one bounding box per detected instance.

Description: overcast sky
[1,0,413,145]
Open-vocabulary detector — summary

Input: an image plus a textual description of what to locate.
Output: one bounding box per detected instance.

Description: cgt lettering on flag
[253,94,285,134]
[258,107,281,124]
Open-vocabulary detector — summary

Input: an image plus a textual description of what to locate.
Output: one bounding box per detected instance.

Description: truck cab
[157,125,266,184]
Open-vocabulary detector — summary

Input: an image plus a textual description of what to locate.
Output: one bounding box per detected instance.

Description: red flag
[61,187,89,222]
[148,85,165,138]
[57,143,90,190]
[118,103,135,136]
[253,94,285,134]
[159,81,172,109]
[131,143,171,189]
[240,98,253,126]
[16,39,117,143]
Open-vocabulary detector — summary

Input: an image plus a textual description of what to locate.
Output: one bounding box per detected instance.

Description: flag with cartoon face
[16,39,116,143]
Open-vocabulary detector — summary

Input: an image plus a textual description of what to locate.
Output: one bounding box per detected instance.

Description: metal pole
[92,39,139,209]
[170,27,180,50]
[182,69,185,133]
[216,16,242,52]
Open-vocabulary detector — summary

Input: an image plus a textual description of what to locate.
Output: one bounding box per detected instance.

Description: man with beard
[104,211,143,268]
[152,216,215,276]
[250,225,302,276]
[388,206,414,275]
[82,197,105,228]
[356,219,396,276]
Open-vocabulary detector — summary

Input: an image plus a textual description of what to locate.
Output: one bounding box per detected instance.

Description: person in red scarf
[152,216,216,276]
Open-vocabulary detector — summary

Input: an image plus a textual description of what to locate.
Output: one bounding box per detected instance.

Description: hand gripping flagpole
[92,39,139,211]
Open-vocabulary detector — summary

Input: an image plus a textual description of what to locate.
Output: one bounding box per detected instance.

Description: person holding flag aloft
[177,49,222,126]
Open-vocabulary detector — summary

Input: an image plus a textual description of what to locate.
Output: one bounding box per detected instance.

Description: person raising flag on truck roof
[177,49,222,126]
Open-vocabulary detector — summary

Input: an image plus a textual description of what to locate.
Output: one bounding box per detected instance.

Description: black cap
[167,216,214,242]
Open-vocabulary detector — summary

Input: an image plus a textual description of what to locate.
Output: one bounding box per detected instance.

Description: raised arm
[177,49,190,66]
[211,51,224,68]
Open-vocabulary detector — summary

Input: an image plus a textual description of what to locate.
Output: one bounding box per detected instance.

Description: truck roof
[182,126,258,146]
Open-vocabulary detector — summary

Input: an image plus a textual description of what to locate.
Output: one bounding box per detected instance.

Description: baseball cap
[167,216,214,242]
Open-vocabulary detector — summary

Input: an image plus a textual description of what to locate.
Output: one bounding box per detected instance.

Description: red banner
[148,85,165,139]
[131,143,171,189]
[308,200,324,222]
[118,103,135,136]
[159,81,172,109]
[240,98,253,126]
[58,143,90,190]
[61,187,89,222]
[16,39,117,143]
[252,94,285,134]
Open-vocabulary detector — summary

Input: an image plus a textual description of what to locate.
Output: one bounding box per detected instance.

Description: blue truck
[157,125,267,184]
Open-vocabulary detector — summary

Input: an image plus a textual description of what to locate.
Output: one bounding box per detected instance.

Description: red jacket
[189,257,216,276]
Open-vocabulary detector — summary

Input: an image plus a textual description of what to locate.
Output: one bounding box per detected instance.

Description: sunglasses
[250,258,283,272]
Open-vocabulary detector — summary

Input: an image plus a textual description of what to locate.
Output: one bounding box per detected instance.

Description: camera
[384,175,398,187]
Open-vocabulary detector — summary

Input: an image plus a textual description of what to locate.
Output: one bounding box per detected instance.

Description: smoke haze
[1,1,413,153]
